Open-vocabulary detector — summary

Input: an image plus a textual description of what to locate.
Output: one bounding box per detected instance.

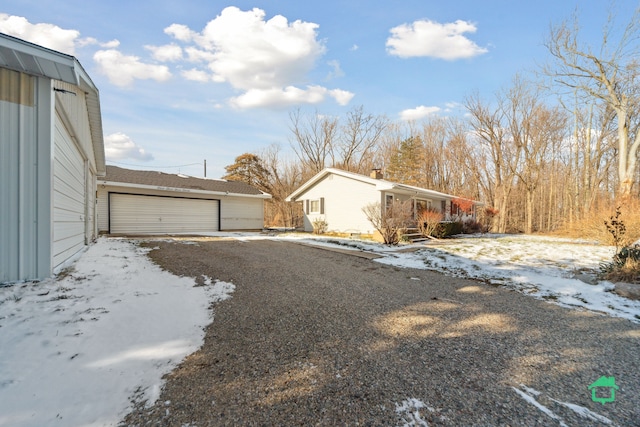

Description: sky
[0,1,631,178]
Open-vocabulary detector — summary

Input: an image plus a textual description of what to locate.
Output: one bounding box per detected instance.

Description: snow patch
[549,397,613,424]
[512,387,568,427]
[0,238,232,427]
[395,398,433,427]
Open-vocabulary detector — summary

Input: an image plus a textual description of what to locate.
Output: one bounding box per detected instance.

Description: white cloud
[77,37,120,49]
[387,19,488,60]
[326,60,344,80]
[400,105,441,121]
[165,6,352,108]
[350,44,359,51]
[145,43,183,62]
[0,14,80,54]
[93,49,172,87]
[230,85,354,109]
[164,23,197,42]
[181,68,212,82]
[184,47,216,63]
[330,89,355,105]
[101,39,121,49]
[105,133,154,161]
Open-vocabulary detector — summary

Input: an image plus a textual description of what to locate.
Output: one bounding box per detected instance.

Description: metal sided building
[0,33,106,283]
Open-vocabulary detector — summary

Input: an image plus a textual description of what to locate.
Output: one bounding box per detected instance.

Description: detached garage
[97,166,271,234]
[1,34,105,283]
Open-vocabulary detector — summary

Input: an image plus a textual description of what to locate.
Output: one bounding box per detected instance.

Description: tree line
[223,6,640,234]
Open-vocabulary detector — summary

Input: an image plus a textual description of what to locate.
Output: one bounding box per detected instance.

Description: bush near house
[416,209,443,238]
[462,219,484,234]
[433,221,464,238]
[312,217,328,234]
[362,200,413,245]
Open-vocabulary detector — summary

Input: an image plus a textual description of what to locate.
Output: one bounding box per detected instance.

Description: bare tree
[336,106,389,173]
[289,109,338,175]
[260,144,304,228]
[504,77,568,233]
[465,91,519,233]
[544,5,640,197]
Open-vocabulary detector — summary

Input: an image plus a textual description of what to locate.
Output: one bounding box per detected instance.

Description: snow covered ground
[0,238,234,427]
[0,232,638,427]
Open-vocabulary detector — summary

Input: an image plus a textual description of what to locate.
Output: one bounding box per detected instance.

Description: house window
[308,198,324,214]
[385,194,394,210]
[415,199,432,215]
[451,202,460,217]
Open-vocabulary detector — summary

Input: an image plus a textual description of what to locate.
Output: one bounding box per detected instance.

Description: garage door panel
[53,116,86,268]
[110,194,219,234]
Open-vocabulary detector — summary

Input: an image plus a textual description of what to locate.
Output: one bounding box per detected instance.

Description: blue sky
[0,1,626,178]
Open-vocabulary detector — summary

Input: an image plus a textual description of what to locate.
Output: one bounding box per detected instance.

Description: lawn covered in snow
[0,238,234,427]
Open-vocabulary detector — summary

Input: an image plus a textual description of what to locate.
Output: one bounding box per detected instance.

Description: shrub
[462,219,484,234]
[362,200,413,245]
[433,221,463,238]
[417,209,443,237]
[604,206,626,252]
[600,244,640,283]
[312,217,328,234]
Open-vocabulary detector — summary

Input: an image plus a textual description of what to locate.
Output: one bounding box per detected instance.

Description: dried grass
[556,198,640,245]
[603,258,640,284]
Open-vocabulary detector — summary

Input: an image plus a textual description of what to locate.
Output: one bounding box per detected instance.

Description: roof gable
[102,166,270,197]
[0,32,105,175]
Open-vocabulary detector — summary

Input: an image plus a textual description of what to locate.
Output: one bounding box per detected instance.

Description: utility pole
[204,159,207,177]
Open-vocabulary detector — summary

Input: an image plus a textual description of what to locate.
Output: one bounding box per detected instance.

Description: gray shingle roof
[102,166,267,196]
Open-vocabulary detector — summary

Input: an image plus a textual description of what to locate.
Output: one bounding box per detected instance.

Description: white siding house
[1,33,105,283]
[97,166,271,234]
[286,168,479,237]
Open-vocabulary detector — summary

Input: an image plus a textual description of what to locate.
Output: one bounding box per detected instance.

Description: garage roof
[103,166,270,197]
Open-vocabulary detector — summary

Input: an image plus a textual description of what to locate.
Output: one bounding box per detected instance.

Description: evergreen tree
[385,136,424,186]
[223,153,272,194]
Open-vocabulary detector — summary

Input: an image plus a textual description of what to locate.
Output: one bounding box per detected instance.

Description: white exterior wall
[53,113,87,267]
[0,72,53,282]
[97,187,109,233]
[97,185,265,233]
[301,174,380,234]
[220,197,264,230]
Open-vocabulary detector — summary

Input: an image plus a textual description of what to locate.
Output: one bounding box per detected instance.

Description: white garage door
[53,115,86,268]
[109,193,219,234]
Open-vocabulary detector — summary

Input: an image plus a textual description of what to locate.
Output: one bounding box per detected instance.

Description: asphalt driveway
[121,238,640,426]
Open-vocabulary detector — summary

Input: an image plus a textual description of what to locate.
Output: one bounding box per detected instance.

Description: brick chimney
[370,168,383,179]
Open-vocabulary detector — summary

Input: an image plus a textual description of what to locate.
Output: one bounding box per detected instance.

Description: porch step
[401,229,428,243]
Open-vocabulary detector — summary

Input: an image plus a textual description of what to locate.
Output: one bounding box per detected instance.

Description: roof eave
[0,33,106,175]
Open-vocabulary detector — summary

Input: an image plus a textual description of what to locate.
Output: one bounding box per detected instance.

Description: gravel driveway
[121,238,640,426]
